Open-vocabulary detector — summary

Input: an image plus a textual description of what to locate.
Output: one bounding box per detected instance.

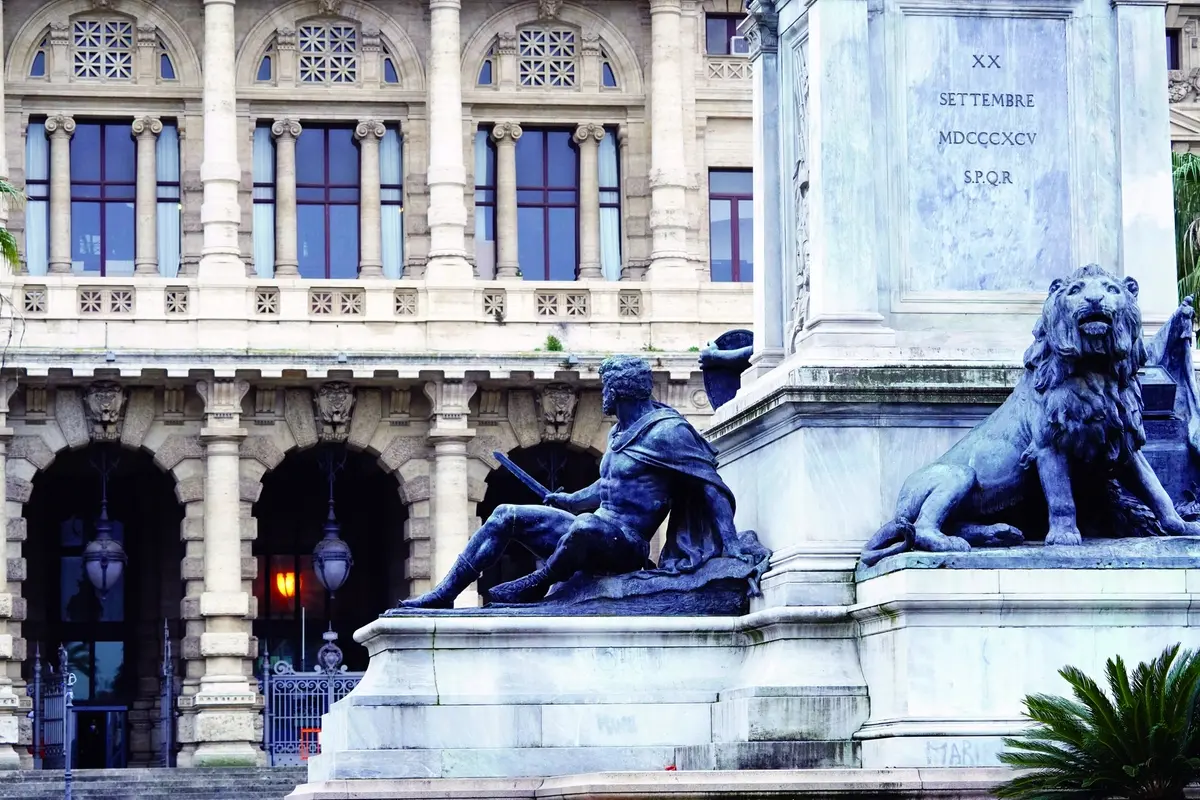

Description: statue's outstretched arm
[547,481,602,513]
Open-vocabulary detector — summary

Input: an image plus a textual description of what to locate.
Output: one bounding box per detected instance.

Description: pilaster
[271,119,302,279]
[647,0,693,283]
[490,122,522,280]
[355,120,386,279]
[574,124,605,281]
[132,116,163,276]
[423,380,478,608]
[44,115,74,275]
[0,379,21,770]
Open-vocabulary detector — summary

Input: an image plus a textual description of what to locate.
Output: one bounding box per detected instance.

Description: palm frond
[0,179,26,270]
[995,644,1200,800]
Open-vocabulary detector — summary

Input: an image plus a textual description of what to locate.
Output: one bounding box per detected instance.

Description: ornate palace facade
[0,0,755,771]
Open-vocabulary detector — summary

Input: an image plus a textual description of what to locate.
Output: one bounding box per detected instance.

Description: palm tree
[1174,152,1200,301]
[996,644,1200,800]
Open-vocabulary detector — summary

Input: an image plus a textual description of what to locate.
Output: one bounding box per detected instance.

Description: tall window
[517,129,578,281]
[71,122,136,276]
[708,169,753,283]
[25,122,50,275]
[705,14,743,56]
[296,126,359,279]
[518,28,577,88]
[73,18,134,80]
[156,124,181,277]
[298,23,359,84]
[598,131,622,280]
[252,124,276,277]
[1169,29,1183,71]
[474,129,497,278]
[57,516,126,704]
[381,126,404,278]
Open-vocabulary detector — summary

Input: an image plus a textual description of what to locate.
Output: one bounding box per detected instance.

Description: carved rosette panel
[83,382,127,441]
[787,38,811,354]
[538,384,578,443]
[315,382,356,442]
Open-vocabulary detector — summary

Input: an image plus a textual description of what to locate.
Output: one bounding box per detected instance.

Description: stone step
[0,768,306,800]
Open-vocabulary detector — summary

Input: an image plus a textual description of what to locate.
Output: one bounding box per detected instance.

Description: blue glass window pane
[483,136,496,185]
[548,208,577,281]
[709,169,752,195]
[384,58,399,84]
[73,185,101,199]
[329,187,359,203]
[297,205,326,279]
[295,131,325,184]
[257,55,272,82]
[737,200,753,282]
[92,642,124,702]
[297,187,326,203]
[60,518,84,547]
[328,129,358,184]
[60,558,87,619]
[160,53,176,80]
[600,189,619,206]
[517,190,542,204]
[103,124,136,182]
[105,184,136,201]
[549,191,575,205]
[474,189,495,204]
[515,134,543,187]
[328,205,359,279]
[546,132,576,187]
[478,60,493,85]
[517,207,545,280]
[479,205,495,240]
[64,643,92,702]
[71,124,101,182]
[706,17,733,55]
[157,184,180,201]
[71,203,101,273]
[105,201,135,276]
[709,199,733,282]
[602,63,616,88]
[30,51,46,78]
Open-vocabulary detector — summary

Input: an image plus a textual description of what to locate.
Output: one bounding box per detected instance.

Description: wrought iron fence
[28,644,73,771]
[259,632,363,766]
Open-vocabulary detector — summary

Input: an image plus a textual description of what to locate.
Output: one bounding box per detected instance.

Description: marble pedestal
[302,610,866,785]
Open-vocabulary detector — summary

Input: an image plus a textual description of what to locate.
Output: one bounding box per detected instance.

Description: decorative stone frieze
[83,382,127,441]
[315,382,356,442]
[538,384,578,442]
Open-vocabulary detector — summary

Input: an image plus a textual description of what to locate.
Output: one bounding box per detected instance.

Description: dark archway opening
[475,442,600,595]
[252,443,406,673]
[24,443,184,770]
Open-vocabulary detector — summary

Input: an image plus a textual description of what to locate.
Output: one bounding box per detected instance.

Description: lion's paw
[1045,527,1083,546]
[913,527,971,553]
[1165,519,1200,538]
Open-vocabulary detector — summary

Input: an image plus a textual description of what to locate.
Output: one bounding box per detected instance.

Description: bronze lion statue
[862,264,1200,566]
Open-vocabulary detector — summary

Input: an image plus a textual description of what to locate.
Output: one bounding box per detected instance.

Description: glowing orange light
[275,571,296,599]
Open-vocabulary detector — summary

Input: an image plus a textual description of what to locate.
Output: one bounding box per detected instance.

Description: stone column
[741,2,784,380]
[425,0,472,283]
[791,0,894,351]
[490,122,522,280]
[0,8,8,276]
[1114,0,1175,324]
[647,0,691,282]
[132,116,163,276]
[271,119,301,278]
[423,380,478,608]
[0,380,20,770]
[192,379,256,767]
[44,115,74,275]
[198,0,244,282]
[574,124,605,281]
[355,120,386,279]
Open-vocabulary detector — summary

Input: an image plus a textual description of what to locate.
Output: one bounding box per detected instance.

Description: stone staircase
[0,767,307,799]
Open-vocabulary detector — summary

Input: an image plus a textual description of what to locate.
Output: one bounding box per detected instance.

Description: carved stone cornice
[740,1,779,59]
[497,32,518,55]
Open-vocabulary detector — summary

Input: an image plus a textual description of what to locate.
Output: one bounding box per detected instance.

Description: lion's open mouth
[1078,310,1112,336]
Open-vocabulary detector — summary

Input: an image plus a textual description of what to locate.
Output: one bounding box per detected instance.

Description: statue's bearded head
[599,356,654,416]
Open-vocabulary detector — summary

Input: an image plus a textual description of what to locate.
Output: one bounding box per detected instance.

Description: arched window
[382,45,400,84]
[256,39,275,83]
[478,40,496,86]
[72,18,135,81]
[298,22,358,84]
[517,27,577,88]
[159,36,176,80]
[600,45,618,88]
[30,34,48,78]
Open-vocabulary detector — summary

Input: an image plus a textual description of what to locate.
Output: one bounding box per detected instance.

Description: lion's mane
[1021,264,1147,466]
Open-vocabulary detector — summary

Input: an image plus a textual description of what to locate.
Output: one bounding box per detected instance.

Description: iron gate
[28,644,73,770]
[260,633,362,766]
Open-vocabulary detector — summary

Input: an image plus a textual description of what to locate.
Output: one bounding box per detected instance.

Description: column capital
[573,123,606,144]
[132,115,163,138]
[429,0,462,9]
[423,379,477,420]
[490,121,523,143]
[648,0,683,13]
[44,114,75,137]
[196,379,250,418]
[270,118,302,140]
[739,2,779,59]
[354,119,386,141]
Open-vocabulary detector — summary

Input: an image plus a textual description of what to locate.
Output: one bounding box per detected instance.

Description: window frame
[69,119,138,277]
[1169,28,1183,72]
[515,127,580,281]
[708,168,753,283]
[705,14,744,56]
[294,124,361,280]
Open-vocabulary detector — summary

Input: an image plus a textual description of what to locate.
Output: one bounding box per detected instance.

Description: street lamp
[311,450,352,597]
[83,450,127,600]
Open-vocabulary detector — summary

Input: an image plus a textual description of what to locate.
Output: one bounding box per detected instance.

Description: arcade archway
[252,444,407,672]
[23,443,184,769]
[476,442,600,595]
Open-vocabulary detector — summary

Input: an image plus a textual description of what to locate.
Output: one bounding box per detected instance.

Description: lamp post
[83,450,127,600]
[312,450,353,598]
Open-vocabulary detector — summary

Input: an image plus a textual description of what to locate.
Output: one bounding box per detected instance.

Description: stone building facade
[0,0,754,771]
[1169,4,1200,147]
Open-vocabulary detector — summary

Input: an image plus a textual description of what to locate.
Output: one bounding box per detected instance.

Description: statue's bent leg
[1122,452,1200,536]
[398,504,575,609]
[1037,448,1082,546]
[904,464,975,553]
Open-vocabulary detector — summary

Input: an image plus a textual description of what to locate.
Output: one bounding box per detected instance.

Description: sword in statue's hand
[493,451,561,502]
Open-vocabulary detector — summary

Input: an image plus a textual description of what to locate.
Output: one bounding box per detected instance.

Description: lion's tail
[860,519,915,567]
